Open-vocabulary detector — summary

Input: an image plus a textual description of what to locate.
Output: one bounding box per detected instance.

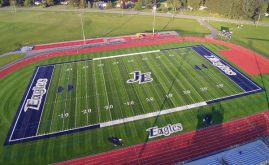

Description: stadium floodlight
[152,5,157,36]
[79,13,86,45]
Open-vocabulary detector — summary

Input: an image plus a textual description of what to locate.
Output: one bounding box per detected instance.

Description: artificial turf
[37,47,243,135]
[0,42,268,164]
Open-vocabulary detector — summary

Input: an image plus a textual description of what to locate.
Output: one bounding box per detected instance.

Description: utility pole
[152,5,157,36]
[12,1,17,12]
[80,13,86,45]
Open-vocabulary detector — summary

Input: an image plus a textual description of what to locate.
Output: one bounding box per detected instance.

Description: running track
[1,36,269,78]
[55,110,269,165]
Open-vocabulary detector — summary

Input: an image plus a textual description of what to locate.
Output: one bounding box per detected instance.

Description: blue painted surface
[194,65,201,70]
[202,64,208,69]
[5,66,54,145]
[58,86,64,93]
[68,84,74,92]
[192,45,263,93]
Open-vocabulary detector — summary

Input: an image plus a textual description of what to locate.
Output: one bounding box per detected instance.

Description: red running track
[219,49,269,76]
[1,37,269,78]
[55,110,269,165]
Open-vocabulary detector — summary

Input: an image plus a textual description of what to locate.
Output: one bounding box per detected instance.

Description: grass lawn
[0,10,209,54]
[0,41,268,164]
[208,21,269,59]
[0,54,25,68]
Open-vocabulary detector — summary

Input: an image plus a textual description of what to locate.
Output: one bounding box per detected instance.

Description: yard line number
[59,113,69,119]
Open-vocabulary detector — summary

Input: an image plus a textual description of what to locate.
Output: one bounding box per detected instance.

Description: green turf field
[37,47,243,135]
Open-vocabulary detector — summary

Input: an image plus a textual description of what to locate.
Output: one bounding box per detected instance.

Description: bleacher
[185,139,269,165]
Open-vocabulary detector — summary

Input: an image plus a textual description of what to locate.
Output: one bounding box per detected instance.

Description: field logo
[24,79,48,112]
[204,54,236,76]
[127,71,153,84]
[147,123,183,139]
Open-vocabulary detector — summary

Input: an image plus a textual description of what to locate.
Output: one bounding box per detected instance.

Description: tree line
[0,0,269,22]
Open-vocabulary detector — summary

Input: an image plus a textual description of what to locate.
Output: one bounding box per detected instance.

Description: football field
[39,46,243,133]
[6,45,263,144]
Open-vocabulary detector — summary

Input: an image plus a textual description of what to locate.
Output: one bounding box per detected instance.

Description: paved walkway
[197,19,219,38]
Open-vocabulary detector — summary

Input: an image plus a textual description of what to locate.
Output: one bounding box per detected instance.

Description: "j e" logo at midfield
[127,71,153,84]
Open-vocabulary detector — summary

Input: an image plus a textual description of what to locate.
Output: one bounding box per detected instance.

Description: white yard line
[84,61,89,125]
[93,61,101,123]
[74,62,79,128]
[138,56,166,112]
[115,60,136,118]
[62,64,72,131]
[164,50,200,104]
[100,60,113,121]
[49,65,63,133]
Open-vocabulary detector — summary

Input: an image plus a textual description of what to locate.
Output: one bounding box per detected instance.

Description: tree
[134,0,143,10]
[230,0,244,19]
[10,0,23,6]
[79,0,86,8]
[24,0,33,6]
[46,0,54,6]
[106,1,113,9]
[187,0,201,9]
[167,0,181,18]
[69,0,80,7]
[0,0,3,7]
[243,0,268,23]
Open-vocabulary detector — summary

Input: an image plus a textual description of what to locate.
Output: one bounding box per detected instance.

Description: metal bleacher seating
[185,139,269,165]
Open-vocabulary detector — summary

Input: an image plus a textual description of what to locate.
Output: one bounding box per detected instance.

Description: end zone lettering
[24,79,48,112]
[147,123,183,139]
[204,54,237,76]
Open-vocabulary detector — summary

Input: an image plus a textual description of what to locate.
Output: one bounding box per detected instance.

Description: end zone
[5,65,54,145]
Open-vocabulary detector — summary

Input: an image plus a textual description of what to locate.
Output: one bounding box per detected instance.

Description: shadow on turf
[248,40,269,109]
[195,104,224,130]
[135,47,191,159]
[103,15,136,37]
[247,37,269,42]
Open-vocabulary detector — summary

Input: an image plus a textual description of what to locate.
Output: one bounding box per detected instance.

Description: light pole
[152,5,157,36]
[80,13,86,45]
[12,1,17,12]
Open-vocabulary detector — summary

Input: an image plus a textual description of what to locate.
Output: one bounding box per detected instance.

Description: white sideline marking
[9,102,207,142]
[100,102,207,127]
[9,67,40,141]
[92,50,160,61]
